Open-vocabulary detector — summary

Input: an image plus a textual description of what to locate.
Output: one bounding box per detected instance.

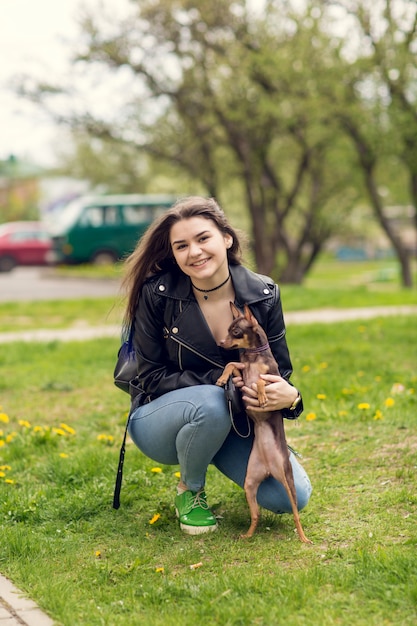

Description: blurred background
[0,0,415,287]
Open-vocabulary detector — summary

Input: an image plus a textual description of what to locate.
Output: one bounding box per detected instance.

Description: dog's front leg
[216,362,243,387]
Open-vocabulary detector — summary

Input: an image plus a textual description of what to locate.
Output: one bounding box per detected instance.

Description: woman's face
[170,217,232,284]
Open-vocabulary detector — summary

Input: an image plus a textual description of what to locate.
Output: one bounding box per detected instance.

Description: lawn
[0,309,416,625]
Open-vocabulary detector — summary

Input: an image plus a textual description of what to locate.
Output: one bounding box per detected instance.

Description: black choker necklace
[191,273,231,300]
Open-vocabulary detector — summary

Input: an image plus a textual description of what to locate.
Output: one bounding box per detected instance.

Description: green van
[47,194,177,264]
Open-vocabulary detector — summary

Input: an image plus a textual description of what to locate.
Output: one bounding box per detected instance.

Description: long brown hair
[122,196,244,326]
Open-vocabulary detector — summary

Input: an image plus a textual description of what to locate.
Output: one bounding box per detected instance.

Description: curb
[0,573,55,625]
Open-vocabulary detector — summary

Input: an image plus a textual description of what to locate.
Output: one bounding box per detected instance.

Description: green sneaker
[175,490,218,535]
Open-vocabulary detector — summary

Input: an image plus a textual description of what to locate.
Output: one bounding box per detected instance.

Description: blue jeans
[128,384,312,514]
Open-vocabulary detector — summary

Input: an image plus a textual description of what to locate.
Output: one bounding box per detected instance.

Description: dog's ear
[244,304,259,328]
[230,302,242,319]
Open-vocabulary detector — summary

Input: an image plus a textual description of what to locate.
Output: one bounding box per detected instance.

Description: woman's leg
[212,425,313,513]
[128,385,231,493]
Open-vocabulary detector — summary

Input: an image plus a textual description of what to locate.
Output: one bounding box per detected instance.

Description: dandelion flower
[0,440,4,447]
[33,426,44,433]
[384,397,395,408]
[95,550,101,558]
[151,467,162,473]
[319,362,328,369]
[357,403,370,410]
[59,453,69,458]
[52,428,66,436]
[149,513,161,525]
[18,420,31,428]
[60,423,76,435]
[155,567,164,573]
[5,479,15,484]
[0,465,11,471]
[0,472,5,478]
[5,434,15,443]
[0,413,9,424]
[302,365,311,373]
[174,471,181,479]
[338,410,348,417]
[316,394,326,400]
[373,410,383,420]
[306,413,317,421]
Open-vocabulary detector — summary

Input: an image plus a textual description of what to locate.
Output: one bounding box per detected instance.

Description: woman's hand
[241,374,298,412]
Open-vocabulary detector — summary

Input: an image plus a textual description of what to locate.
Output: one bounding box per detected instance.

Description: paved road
[0,267,121,302]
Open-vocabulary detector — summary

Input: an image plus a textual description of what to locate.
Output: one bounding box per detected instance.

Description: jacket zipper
[170,335,224,369]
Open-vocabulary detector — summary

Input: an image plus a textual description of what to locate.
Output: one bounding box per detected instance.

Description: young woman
[121,196,312,534]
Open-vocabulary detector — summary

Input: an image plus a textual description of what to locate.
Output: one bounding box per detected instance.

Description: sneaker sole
[179,521,218,535]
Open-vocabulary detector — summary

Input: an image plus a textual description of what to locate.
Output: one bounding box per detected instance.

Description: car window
[10,231,43,242]
[122,205,151,224]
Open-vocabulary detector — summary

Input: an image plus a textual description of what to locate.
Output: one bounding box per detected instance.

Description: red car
[0,221,52,272]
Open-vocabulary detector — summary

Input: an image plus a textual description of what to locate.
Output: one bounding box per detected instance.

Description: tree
[320,0,417,286]
[54,0,359,281]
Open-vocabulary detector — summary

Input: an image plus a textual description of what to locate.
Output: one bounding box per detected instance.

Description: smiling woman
[118,195,311,535]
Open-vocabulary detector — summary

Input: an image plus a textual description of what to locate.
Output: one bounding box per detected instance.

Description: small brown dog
[216,303,311,543]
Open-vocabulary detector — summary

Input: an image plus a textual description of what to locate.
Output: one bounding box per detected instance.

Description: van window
[122,205,151,224]
[79,205,120,227]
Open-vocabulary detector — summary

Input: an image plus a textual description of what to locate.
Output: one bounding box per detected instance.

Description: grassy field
[0,259,416,625]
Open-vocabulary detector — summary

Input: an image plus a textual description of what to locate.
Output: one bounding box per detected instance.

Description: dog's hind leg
[241,442,267,538]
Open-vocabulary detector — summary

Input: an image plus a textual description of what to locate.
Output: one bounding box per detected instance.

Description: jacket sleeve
[132,282,220,400]
[265,284,304,419]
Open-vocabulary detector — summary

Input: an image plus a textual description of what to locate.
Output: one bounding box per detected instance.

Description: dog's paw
[216,377,227,387]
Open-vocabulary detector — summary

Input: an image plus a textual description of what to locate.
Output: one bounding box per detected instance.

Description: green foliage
[0,312,416,624]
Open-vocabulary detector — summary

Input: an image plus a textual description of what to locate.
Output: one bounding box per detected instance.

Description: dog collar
[243,343,270,354]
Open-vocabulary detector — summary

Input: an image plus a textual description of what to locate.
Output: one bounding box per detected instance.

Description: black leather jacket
[131,263,303,418]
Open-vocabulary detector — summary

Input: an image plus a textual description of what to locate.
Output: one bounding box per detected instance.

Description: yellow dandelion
[151,467,162,473]
[33,426,44,433]
[357,403,370,410]
[155,567,164,573]
[174,471,181,479]
[338,410,348,417]
[373,410,383,420]
[95,550,101,558]
[52,428,66,436]
[342,388,354,395]
[0,413,9,424]
[319,362,328,369]
[60,423,76,435]
[0,465,11,471]
[0,430,2,436]
[302,365,311,373]
[306,413,317,421]
[384,397,395,408]
[59,453,69,458]
[0,440,4,447]
[5,434,15,443]
[316,394,326,400]
[18,420,31,428]
[149,513,161,525]
[5,479,15,484]
[0,472,5,478]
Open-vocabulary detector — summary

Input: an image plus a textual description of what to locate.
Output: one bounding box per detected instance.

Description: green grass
[1,314,416,625]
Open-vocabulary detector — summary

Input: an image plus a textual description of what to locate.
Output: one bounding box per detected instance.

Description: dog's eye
[232,328,242,338]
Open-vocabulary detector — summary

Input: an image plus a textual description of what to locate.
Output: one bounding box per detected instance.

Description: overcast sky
[0,0,137,167]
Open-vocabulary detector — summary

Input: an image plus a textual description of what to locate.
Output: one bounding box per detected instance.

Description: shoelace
[191,491,210,510]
